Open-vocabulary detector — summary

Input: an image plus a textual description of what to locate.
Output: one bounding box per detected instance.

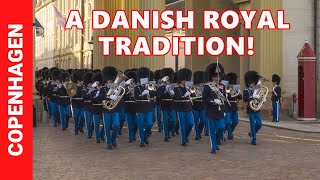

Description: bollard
[292,93,297,119]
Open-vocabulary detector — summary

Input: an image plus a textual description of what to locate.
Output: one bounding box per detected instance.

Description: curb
[239,118,320,133]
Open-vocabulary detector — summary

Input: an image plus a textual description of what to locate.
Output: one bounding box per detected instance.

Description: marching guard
[157,68,176,142]
[224,73,242,140]
[124,70,138,143]
[82,72,95,139]
[243,71,266,145]
[172,68,194,146]
[57,72,72,130]
[271,74,281,122]
[71,70,86,135]
[99,67,122,149]
[191,71,206,140]
[203,63,226,154]
[91,72,105,143]
[154,70,163,133]
[134,67,155,147]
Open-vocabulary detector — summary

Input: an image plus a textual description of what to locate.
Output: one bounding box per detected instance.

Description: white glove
[169,90,175,96]
[92,81,99,88]
[142,90,149,96]
[184,92,191,98]
[166,85,171,91]
[88,87,95,94]
[110,95,117,100]
[113,89,119,94]
[214,99,222,105]
[263,98,267,103]
[253,94,260,99]
[224,113,226,117]
[95,91,100,97]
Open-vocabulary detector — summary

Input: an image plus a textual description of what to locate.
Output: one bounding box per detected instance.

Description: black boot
[65,117,69,128]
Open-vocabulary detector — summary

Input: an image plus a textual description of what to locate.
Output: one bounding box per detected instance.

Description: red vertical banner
[0,0,33,179]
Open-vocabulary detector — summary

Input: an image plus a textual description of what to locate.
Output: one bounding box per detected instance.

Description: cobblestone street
[33,121,320,180]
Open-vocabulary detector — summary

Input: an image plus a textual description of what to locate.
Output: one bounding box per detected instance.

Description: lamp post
[88,36,94,69]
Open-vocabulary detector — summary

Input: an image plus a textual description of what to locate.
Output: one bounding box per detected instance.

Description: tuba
[102,71,128,110]
[66,82,78,98]
[249,77,269,111]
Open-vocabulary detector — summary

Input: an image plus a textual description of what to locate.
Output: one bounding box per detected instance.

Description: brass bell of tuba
[66,82,78,98]
[249,77,269,111]
[102,70,128,110]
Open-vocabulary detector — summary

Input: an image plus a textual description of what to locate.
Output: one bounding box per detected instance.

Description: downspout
[80,1,85,69]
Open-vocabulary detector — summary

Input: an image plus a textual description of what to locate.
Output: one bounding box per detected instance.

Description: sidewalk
[239,118,320,133]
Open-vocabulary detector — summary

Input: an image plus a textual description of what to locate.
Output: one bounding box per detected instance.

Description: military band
[36,61,277,153]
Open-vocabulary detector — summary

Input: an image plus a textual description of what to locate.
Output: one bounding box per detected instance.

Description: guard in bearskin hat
[243,71,263,145]
[48,69,62,127]
[98,66,121,149]
[124,70,138,143]
[202,62,226,154]
[224,72,242,140]
[172,68,193,146]
[134,67,156,147]
[154,70,163,133]
[157,68,176,141]
[271,74,281,122]
[91,72,106,143]
[191,71,206,140]
[57,71,72,130]
[41,69,50,115]
[71,69,86,135]
[173,72,180,135]
[82,72,95,139]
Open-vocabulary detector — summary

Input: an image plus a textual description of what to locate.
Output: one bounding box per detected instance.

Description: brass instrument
[146,82,156,91]
[161,76,170,84]
[249,77,269,111]
[189,86,202,100]
[226,85,240,98]
[66,82,78,98]
[102,71,128,110]
[207,82,230,110]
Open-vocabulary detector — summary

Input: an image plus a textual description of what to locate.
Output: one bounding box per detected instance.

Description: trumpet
[102,70,128,110]
[146,82,156,91]
[189,86,202,100]
[161,76,170,84]
[225,85,240,98]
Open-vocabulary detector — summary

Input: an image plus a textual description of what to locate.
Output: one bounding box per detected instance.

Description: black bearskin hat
[154,70,161,81]
[102,66,117,83]
[92,72,103,84]
[82,72,94,86]
[60,72,70,82]
[160,68,174,82]
[205,63,225,81]
[173,72,177,83]
[149,71,154,81]
[42,70,50,80]
[272,74,281,85]
[67,69,73,75]
[42,67,49,71]
[125,71,137,83]
[137,67,150,80]
[93,69,101,73]
[177,68,192,82]
[49,67,59,75]
[244,71,260,88]
[193,71,206,85]
[72,69,86,83]
[225,72,238,85]
[51,70,61,81]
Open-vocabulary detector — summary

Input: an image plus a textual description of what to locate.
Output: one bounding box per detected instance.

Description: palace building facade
[34,0,320,118]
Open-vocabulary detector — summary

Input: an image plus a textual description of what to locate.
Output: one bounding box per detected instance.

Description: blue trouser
[177,111,194,144]
[272,100,280,122]
[208,118,224,151]
[73,108,85,133]
[204,113,209,135]
[224,111,239,139]
[193,110,206,137]
[162,110,176,139]
[43,97,51,115]
[156,106,163,131]
[50,102,59,125]
[93,114,105,141]
[84,111,94,137]
[103,112,120,146]
[249,112,262,142]
[126,113,138,141]
[137,112,153,144]
[119,106,126,130]
[58,105,70,129]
